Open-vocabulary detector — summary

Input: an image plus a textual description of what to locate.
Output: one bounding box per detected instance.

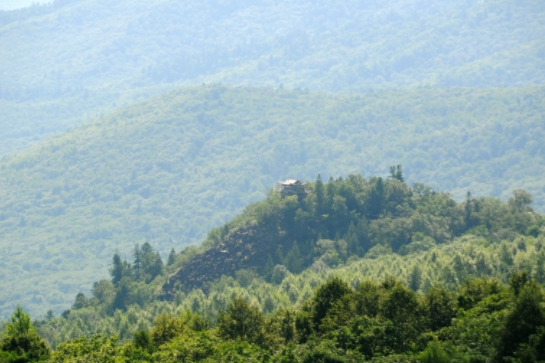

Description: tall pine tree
[167,248,176,266]
[285,241,303,274]
[315,174,325,214]
[109,253,124,285]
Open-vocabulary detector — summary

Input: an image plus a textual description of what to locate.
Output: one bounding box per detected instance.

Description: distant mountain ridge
[1,0,544,155]
[3,0,543,93]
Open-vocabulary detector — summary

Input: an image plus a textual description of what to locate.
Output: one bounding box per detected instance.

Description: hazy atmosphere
[1,1,544,362]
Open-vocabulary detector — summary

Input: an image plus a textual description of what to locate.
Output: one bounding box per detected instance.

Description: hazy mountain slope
[0,85,175,155]
[1,0,544,155]
[0,84,544,318]
[0,1,48,11]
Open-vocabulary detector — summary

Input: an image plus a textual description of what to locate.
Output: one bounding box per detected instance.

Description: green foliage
[456,278,505,311]
[418,340,451,363]
[509,270,530,296]
[496,281,545,361]
[285,242,303,274]
[312,278,353,330]
[379,284,426,352]
[510,326,545,363]
[166,249,176,267]
[109,253,126,286]
[0,170,542,363]
[425,286,457,332]
[3,307,33,338]
[1,85,545,318]
[48,335,121,363]
[163,171,544,303]
[2,0,544,151]
[300,342,348,363]
[152,329,220,362]
[149,313,184,347]
[33,216,545,350]
[0,306,50,363]
[132,330,152,353]
[334,315,396,359]
[5,271,544,363]
[217,297,266,347]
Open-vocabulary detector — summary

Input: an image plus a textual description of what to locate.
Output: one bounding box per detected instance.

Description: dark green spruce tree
[109,253,124,285]
[167,248,176,266]
[315,174,325,215]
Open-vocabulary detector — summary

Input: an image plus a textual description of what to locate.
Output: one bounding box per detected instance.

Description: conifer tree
[133,244,142,280]
[141,241,153,255]
[408,265,422,291]
[344,221,359,255]
[509,270,529,296]
[464,191,472,229]
[276,245,284,265]
[112,278,131,312]
[45,310,54,321]
[367,177,384,219]
[536,253,545,284]
[500,243,514,266]
[264,255,274,281]
[357,217,370,253]
[167,248,176,266]
[326,178,336,213]
[390,165,404,182]
[72,293,87,310]
[109,253,124,285]
[146,253,164,282]
[285,241,303,274]
[0,306,50,362]
[315,174,325,214]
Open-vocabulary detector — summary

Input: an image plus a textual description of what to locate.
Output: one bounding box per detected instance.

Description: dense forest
[3,276,545,362]
[3,0,543,95]
[1,172,545,362]
[1,0,544,154]
[1,0,544,361]
[1,85,544,318]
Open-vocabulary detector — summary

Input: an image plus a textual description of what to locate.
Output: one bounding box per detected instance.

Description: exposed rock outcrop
[162,224,279,299]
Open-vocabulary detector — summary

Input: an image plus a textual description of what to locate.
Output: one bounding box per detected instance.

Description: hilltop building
[277,179,308,197]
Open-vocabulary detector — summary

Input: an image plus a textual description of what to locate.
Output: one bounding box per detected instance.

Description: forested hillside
[1,0,544,360]
[1,173,544,362]
[0,84,544,319]
[1,0,544,154]
[161,172,543,296]
[7,273,545,362]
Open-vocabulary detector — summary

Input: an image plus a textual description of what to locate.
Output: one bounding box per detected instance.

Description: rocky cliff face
[162,224,279,298]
